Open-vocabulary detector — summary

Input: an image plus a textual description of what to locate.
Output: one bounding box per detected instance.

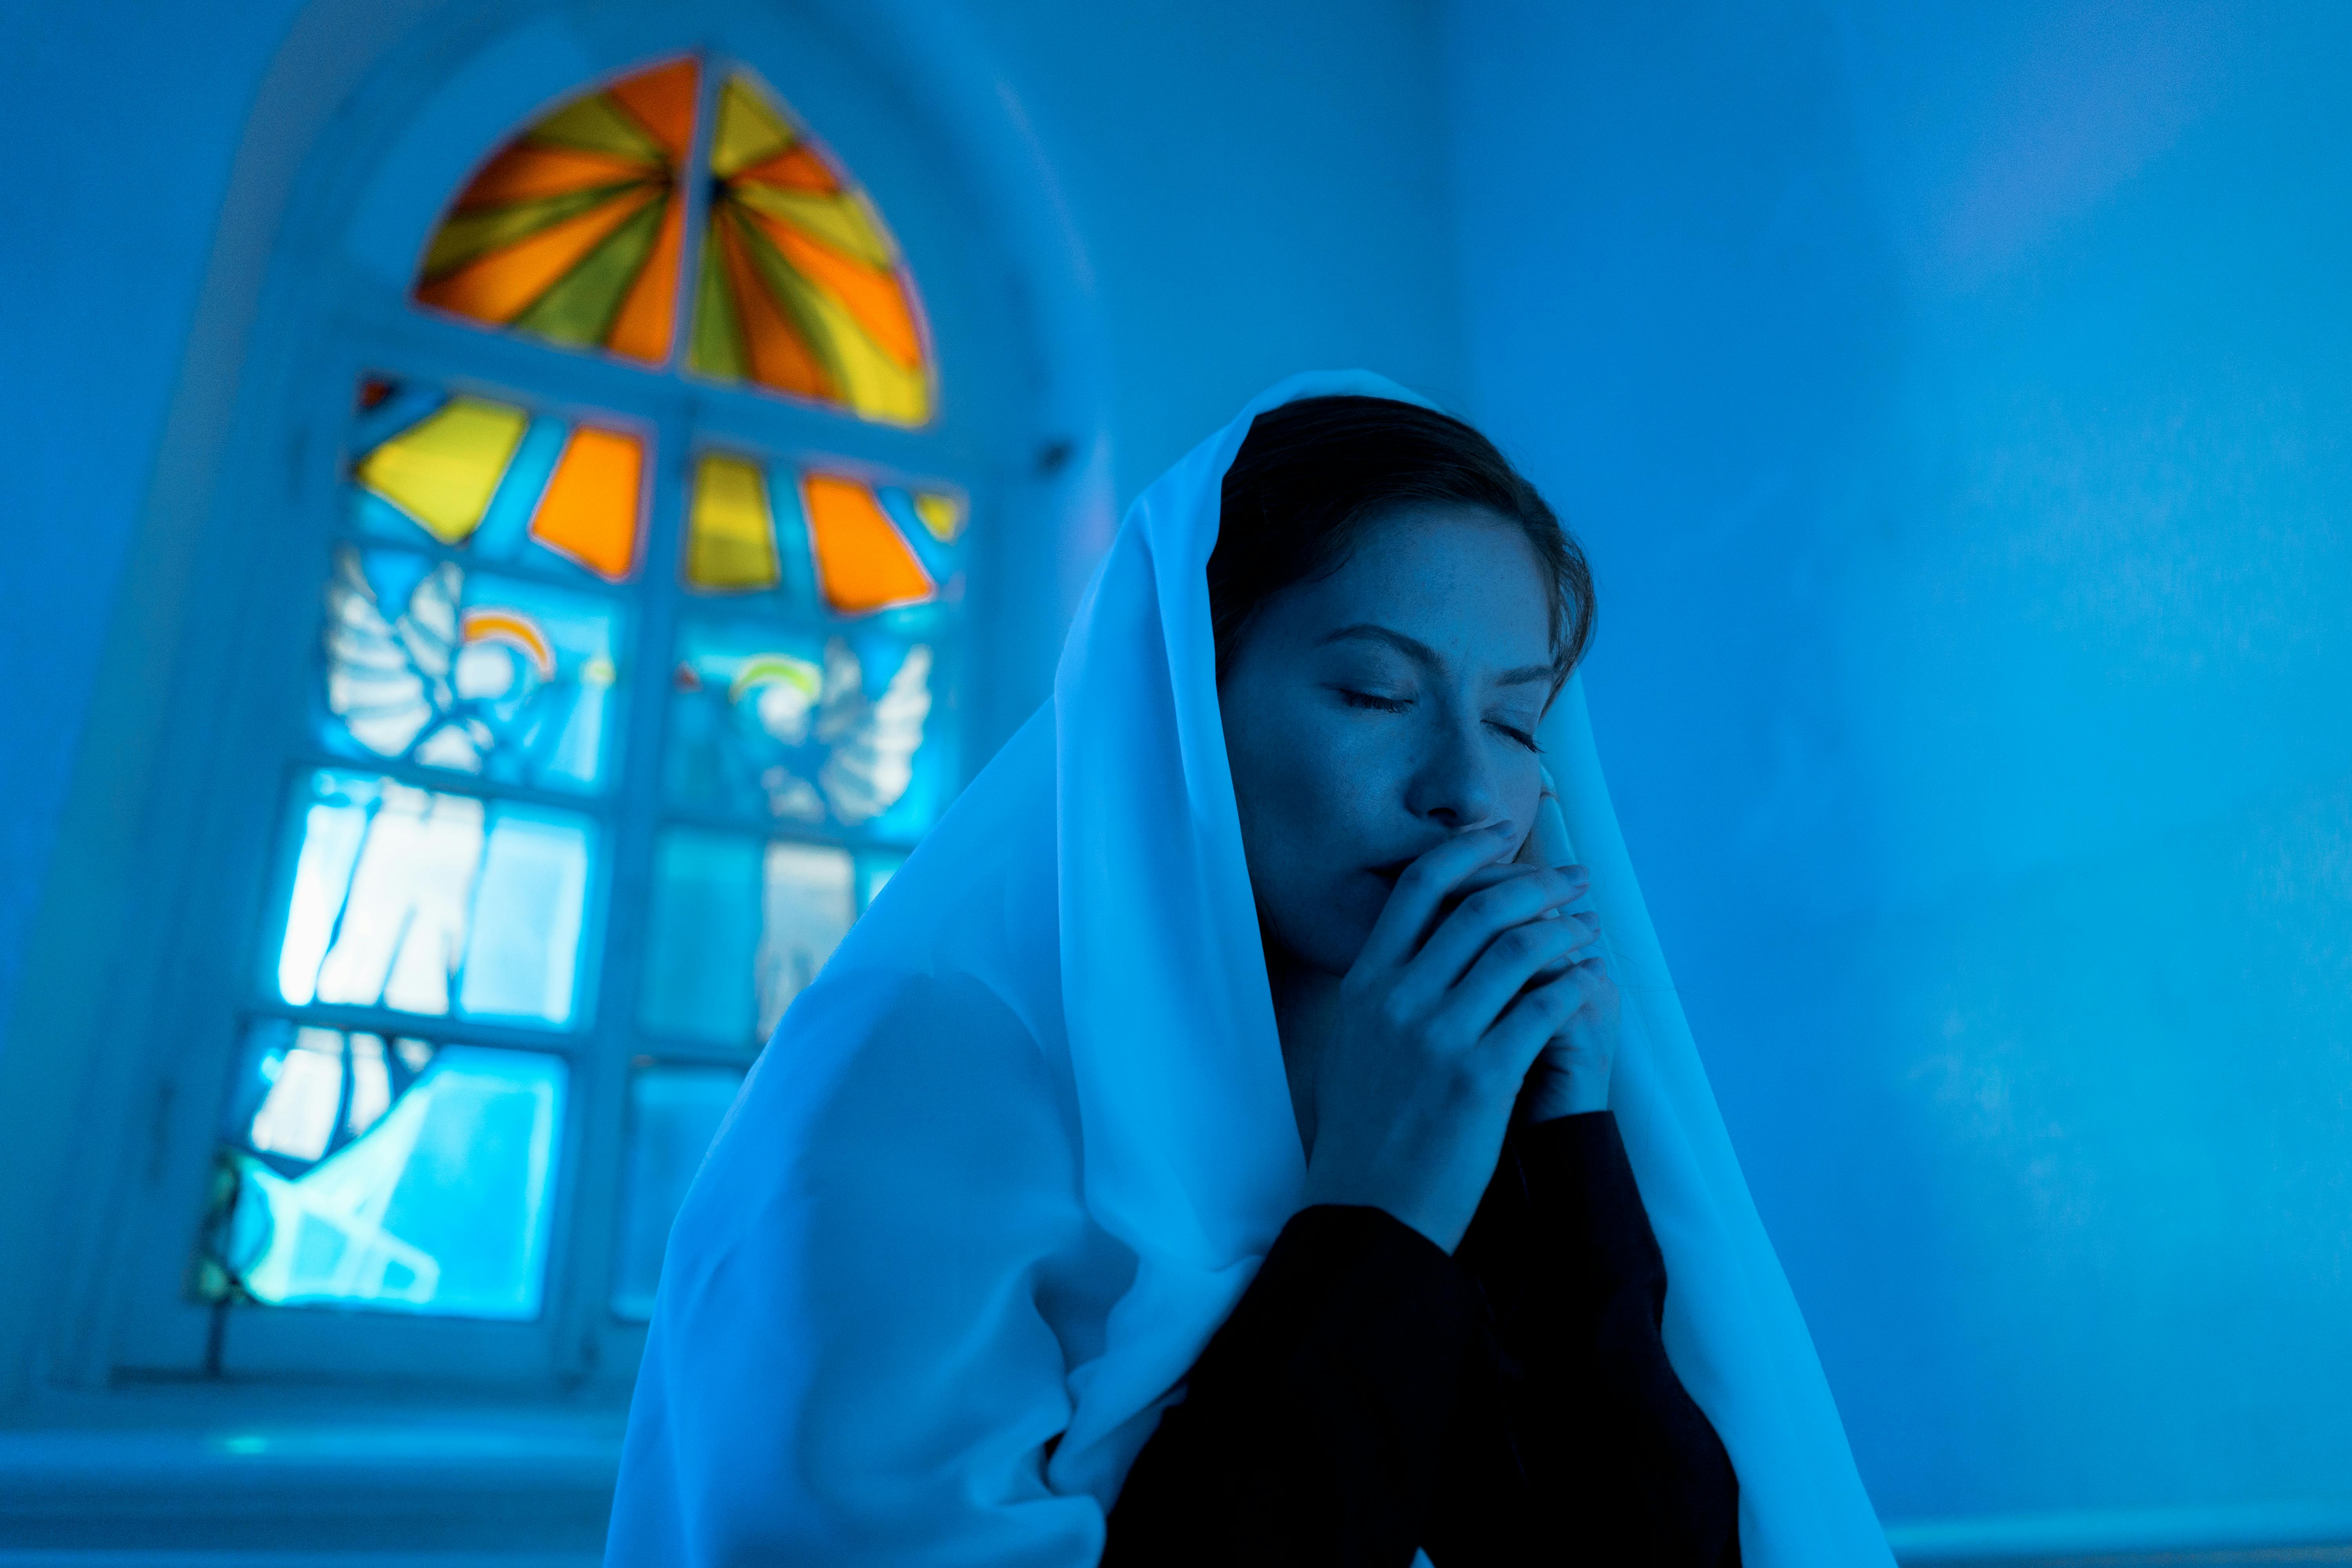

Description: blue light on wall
[1446,0,2352,1536]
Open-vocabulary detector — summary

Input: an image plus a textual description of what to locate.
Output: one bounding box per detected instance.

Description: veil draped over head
[607,372,1893,1567]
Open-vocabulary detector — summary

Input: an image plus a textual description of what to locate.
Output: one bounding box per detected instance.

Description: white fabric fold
[606,371,1891,1566]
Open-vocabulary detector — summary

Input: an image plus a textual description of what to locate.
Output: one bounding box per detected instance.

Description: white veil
[606,370,1891,1566]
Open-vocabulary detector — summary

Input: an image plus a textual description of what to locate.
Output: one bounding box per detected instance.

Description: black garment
[1103,1111,1739,1567]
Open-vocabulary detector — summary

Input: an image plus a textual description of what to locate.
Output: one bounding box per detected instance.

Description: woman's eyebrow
[1317,623,1437,664]
[1317,624,1552,688]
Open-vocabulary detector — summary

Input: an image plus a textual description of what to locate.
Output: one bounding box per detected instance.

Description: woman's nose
[1406,714,1504,829]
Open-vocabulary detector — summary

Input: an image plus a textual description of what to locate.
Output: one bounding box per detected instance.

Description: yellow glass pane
[687,454,781,591]
[730,184,893,268]
[801,474,933,613]
[913,492,965,543]
[788,281,930,425]
[530,427,642,580]
[356,399,530,544]
[711,76,794,179]
[529,93,663,162]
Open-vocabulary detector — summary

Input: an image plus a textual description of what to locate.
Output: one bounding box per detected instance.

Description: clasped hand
[1298,822,1622,1253]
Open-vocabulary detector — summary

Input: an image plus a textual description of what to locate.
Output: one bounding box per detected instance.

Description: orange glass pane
[800,474,933,614]
[736,146,838,193]
[606,192,684,363]
[718,216,834,400]
[753,215,923,370]
[455,143,655,211]
[417,184,659,324]
[530,427,643,581]
[607,58,699,163]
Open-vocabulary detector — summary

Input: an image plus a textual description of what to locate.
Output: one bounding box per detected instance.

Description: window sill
[0,1390,621,1560]
[1885,1501,2352,1566]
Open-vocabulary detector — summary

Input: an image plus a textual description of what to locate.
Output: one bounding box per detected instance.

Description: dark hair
[1209,396,1595,699]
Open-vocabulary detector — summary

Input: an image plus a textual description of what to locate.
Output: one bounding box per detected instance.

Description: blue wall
[0,0,310,1083]
[1446,0,2352,1527]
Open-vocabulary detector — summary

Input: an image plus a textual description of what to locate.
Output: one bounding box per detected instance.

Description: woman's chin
[1304,916,1385,978]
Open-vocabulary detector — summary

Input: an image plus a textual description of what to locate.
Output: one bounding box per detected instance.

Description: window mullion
[546,387,695,1379]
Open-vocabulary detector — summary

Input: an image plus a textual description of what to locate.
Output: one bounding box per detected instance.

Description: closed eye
[1488,719,1542,753]
[1337,688,1412,713]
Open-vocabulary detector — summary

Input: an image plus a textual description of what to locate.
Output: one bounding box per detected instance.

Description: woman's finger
[1398,864,1590,1003]
[1352,823,1523,976]
[1443,862,1543,903]
[1432,911,1598,1042]
[1519,920,1604,985]
[1481,967,1597,1070]
[1521,766,1574,870]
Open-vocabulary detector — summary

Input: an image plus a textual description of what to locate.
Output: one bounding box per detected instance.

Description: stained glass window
[414,60,932,426]
[196,1022,564,1318]
[191,49,968,1356]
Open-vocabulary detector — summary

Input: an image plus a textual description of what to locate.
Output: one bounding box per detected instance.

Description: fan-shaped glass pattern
[689,76,931,424]
[412,60,932,426]
[415,59,696,364]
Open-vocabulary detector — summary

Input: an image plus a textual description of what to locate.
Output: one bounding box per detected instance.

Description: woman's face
[1220,504,1555,976]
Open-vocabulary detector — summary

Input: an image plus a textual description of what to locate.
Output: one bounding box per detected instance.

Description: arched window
[101,45,1004,1387]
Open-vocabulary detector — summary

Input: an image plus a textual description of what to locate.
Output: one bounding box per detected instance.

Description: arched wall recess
[10,0,1110,1406]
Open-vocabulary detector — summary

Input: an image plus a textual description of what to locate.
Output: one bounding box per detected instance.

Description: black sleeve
[1434,1110,1741,1567]
[1102,1203,1485,1568]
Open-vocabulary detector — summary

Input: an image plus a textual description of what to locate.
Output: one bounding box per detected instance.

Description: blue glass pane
[318,545,624,793]
[469,417,569,561]
[196,1020,565,1319]
[875,484,966,591]
[610,1065,744,1322]
[666,617,951,838]
[639,827,857,1049]
[857,849,907,913]
[274,770,593,1029]
[638,828,760,1047]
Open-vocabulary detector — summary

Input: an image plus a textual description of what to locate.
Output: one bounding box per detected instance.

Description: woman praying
[605,374,1890,1567]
